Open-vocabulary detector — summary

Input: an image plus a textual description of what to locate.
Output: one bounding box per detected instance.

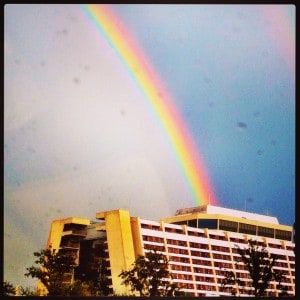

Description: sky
[4,4,295,287]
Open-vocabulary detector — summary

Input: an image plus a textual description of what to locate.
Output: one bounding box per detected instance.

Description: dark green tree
[221,239,288,297]
[24,246,78,296]
[3,281,16,296]
[19,286,37,296]
[119,249,181,296]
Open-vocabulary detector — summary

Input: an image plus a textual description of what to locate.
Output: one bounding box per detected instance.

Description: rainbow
[81,4,217,206]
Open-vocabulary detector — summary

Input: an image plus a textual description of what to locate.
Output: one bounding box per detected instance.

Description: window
[219,219,238,232]
[275,229,292,241]
[257,226,275,238]
[239,223,256,235]
[187,219,197,228]
[198,219,218,229]
[286,245,294,251]
[190,242,199,248]
[203,245,210,250]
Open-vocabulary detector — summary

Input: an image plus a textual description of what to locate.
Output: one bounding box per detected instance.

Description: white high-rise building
[42,205,295,296]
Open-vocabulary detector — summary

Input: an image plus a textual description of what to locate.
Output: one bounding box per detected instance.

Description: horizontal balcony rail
[62,229,87,236]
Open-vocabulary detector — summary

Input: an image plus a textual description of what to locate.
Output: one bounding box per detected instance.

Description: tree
[24,246,77,296]
[119,249,181,296]
[221,239,288,297]
[25,246,110,296]
[19,286,38,296]
[3,281,16,296]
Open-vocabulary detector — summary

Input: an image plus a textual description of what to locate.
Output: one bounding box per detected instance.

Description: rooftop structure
[175,204,279,224]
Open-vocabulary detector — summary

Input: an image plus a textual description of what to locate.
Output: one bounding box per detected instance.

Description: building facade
[41,205,295,296]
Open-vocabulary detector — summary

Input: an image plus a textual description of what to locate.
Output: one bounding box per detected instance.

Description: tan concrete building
[41,205,295,296]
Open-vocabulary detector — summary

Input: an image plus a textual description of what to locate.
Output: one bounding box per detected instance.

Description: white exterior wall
[139,219,295,297]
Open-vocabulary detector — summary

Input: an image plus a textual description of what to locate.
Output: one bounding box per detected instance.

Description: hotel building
[41,205,295,296]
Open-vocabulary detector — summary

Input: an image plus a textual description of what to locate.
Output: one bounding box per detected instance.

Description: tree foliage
[119,249,181,296]
[221,239,288,297]
[19,286,37,296]
[3,281,16,296]
[24,246,78,296]
[25,246,111,296]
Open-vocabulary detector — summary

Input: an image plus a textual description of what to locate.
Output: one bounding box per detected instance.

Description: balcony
[95,224,106,231]
[60,241,80,249]
[62,223,88,236]
[62,229,87,237]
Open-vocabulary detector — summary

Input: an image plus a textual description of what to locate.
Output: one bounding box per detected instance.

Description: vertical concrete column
[97,210,136,295]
